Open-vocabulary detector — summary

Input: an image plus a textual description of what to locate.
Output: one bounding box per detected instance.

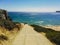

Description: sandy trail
[12,24,53,45]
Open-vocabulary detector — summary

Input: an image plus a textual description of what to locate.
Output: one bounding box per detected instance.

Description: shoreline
[42,25,60,31]
[16,22,60,31]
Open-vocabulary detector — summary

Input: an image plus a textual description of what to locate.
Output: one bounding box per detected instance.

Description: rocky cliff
[0,9,21,45]
[0,9,8,20]
[0,9,19,30]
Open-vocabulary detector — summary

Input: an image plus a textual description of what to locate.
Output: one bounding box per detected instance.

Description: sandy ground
[12,24,53,45]
[44,26,60,31]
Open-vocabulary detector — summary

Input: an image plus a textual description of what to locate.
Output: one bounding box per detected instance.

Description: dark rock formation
[0,9,8,20]
[0,9,19,30]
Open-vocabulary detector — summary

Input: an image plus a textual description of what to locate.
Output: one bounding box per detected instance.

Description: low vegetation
[0,19,20,31]
[31,25,60,45]
[0,35,8,41]
[0,9,20,45]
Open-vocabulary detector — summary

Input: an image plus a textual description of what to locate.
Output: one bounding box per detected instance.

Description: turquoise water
[8,12,60,26]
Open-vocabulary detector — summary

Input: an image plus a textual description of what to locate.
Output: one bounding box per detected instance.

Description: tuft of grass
[31,25,60,45]
[0,35,8,41]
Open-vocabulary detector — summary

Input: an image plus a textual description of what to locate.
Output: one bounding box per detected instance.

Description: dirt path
[12,24,53,45]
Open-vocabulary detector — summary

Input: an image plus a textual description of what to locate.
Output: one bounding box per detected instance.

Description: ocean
[8,12,60,26]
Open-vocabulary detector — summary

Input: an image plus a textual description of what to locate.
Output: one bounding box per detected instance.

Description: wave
[35,21,44,24]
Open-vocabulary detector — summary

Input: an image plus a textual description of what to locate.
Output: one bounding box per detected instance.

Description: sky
[0,0,60,12]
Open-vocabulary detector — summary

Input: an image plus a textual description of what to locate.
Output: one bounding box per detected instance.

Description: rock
[0,9,8,20]
[0,9,19,30]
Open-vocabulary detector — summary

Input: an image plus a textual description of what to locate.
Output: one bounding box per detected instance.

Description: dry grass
[0,23,22,45]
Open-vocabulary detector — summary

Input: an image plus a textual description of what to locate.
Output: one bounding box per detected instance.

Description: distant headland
[56,11,60,13]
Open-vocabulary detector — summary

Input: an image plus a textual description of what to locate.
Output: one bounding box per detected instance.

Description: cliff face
[0,9,8,20]
[0,9,19,30]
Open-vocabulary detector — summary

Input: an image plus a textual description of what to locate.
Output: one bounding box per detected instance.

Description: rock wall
[0,9,19,30]
[0,9,8,20]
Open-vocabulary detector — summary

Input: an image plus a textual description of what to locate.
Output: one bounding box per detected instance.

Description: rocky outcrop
[0,9,8,20]
[0,9,19,30]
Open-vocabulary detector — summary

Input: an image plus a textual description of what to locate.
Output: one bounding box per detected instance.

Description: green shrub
[31,25,60,45]
[0,19,19,31]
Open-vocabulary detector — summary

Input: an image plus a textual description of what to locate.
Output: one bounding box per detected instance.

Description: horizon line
[8,10,56,12]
